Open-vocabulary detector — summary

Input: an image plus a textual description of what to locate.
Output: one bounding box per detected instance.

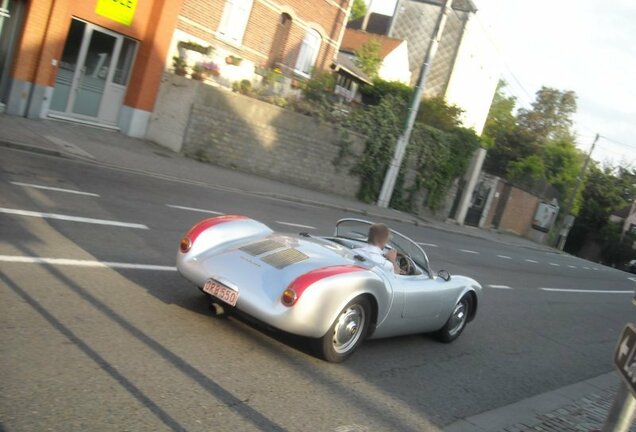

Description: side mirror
[437,270,451,281]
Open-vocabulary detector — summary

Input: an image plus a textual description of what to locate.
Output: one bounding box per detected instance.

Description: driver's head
[368,223,390,248]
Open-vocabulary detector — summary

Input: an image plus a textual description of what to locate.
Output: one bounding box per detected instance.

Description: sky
[367,0,636,167]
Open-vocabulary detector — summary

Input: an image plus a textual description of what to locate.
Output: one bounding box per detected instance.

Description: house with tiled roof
[332,28,410,102]
[339,28,410,84]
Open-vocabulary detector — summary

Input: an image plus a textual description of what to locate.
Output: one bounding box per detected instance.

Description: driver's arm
[384,249,400,274]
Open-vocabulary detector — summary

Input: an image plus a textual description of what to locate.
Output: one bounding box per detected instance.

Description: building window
[217,0,253,45]
[294,29,321,76]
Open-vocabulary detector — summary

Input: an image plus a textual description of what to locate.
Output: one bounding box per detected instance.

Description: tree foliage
[517,86,577,144]
[359,78,413,105]
[349,0,367,21]
[565,165,636,265]
[354,38,383,78]
[483,82,583,203]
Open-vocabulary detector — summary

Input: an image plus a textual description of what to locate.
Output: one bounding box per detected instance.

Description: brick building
[1,0,182,136]
[0,0,351,137]
[172,0,351,87]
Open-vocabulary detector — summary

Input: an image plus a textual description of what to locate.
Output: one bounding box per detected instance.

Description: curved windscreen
[335,219,431,276]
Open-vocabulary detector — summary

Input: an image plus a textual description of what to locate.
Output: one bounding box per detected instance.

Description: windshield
[335,219,431,276]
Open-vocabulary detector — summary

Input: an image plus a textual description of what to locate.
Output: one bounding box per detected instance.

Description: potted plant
[191,64,205,81]
[177,40,213,56]
[199,61,220,77]
[172,56,188,76]
[225,55,243,66]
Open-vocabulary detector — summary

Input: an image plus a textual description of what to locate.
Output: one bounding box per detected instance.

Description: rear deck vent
[240,239,285,256]
[261,248,309,269]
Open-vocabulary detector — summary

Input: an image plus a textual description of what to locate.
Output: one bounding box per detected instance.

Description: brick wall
[485,182,542,237]
[177,0,349,71]
[174,80,363,197]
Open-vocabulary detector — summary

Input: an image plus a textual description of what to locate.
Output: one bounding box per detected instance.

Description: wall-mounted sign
[532,202,559,233]
[95,0,137,26]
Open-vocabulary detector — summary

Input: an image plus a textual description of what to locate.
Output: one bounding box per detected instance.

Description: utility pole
[555,133,599,250]
[376,0,453,208]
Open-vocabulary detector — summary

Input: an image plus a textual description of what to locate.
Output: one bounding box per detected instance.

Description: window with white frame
[294,29,321,76]
[217,0,253,45]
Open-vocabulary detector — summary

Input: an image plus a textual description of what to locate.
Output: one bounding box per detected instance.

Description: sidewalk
[445,373,635,432]
[0,114,633,430]
[0,114,554,252]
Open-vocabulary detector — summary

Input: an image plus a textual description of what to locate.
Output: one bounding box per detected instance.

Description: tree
[354,38,382,78]
[517,86,577,144]
[565,164,636,264]
[349,0,367,22]
[482,80,517,145]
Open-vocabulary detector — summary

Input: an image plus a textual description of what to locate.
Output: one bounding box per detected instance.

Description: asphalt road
[1,148,634,432]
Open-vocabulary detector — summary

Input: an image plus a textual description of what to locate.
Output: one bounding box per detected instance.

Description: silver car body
[177,216,482,340]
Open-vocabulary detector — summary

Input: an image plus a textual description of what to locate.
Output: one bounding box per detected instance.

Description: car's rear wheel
[434,295,470,343]
[314,296,371,362]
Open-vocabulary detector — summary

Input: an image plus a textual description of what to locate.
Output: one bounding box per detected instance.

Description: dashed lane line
[0,256,176,271]
[166,204,224,215]
[497,255,512,259]
[10,181,100,197]
[459,249,479,254]
[549,263,560,267]
[540,287,633,294]
[568,265,577,269]
[525,259,539,263]
[276,221,317,230]
[0,208,148,229]
[487,285,513,289]
[417,242,438,248]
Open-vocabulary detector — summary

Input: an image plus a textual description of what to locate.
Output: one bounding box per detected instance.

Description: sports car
[177,215,482,362]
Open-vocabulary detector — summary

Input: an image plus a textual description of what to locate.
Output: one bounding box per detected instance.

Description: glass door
[50,19,137,126]
[71,26,119,117]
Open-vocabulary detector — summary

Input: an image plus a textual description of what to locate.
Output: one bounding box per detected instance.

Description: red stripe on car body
[284,265,366,306]
[185,215,249,243]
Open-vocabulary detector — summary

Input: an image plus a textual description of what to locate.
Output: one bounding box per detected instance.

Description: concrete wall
[151,76,365,197]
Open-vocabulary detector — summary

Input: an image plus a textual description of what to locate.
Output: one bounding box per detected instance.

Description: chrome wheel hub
[448,301,467,337]
[332,304,365,354]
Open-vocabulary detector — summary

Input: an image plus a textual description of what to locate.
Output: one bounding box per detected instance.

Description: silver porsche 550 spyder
[177,215,482,362]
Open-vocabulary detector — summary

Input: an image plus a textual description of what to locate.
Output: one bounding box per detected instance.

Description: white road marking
[583,266,590,270]
[540,287,633,294]
[460,249,479,254]
[10,181,100,197]
[0,208,148,229]
[166,204,224,215]
[497,255,512,259]
[487,284,513,289]
[0,256,176,271]
[568,265,577,269]
[629,277,636,282]
[417,242,438,248]
[549,263,560,267]
[276,221,316,230]
[525,259,539,263]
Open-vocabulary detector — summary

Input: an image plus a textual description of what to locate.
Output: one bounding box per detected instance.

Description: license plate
[203,279,239,307]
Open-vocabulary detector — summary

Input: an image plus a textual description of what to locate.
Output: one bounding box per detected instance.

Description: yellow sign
[95,0,137,26]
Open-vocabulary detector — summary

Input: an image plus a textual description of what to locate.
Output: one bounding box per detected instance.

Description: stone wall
[167,78,365,197]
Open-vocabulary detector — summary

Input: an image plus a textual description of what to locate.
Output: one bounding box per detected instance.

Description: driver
[355,223,400,274]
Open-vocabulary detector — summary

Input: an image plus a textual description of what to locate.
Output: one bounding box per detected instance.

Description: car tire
[434,295,470,343]
[314,296,371,363]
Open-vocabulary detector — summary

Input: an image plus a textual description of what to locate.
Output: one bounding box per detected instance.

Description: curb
[1,139,556,253]
[443,372,621,432]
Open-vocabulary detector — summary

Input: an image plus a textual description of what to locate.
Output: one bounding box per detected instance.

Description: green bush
[302,70,336,102]
[359,78,413,106]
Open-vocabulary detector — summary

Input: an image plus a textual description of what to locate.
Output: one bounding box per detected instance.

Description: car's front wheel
[314,296,371,362]
[434,295,470,343]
